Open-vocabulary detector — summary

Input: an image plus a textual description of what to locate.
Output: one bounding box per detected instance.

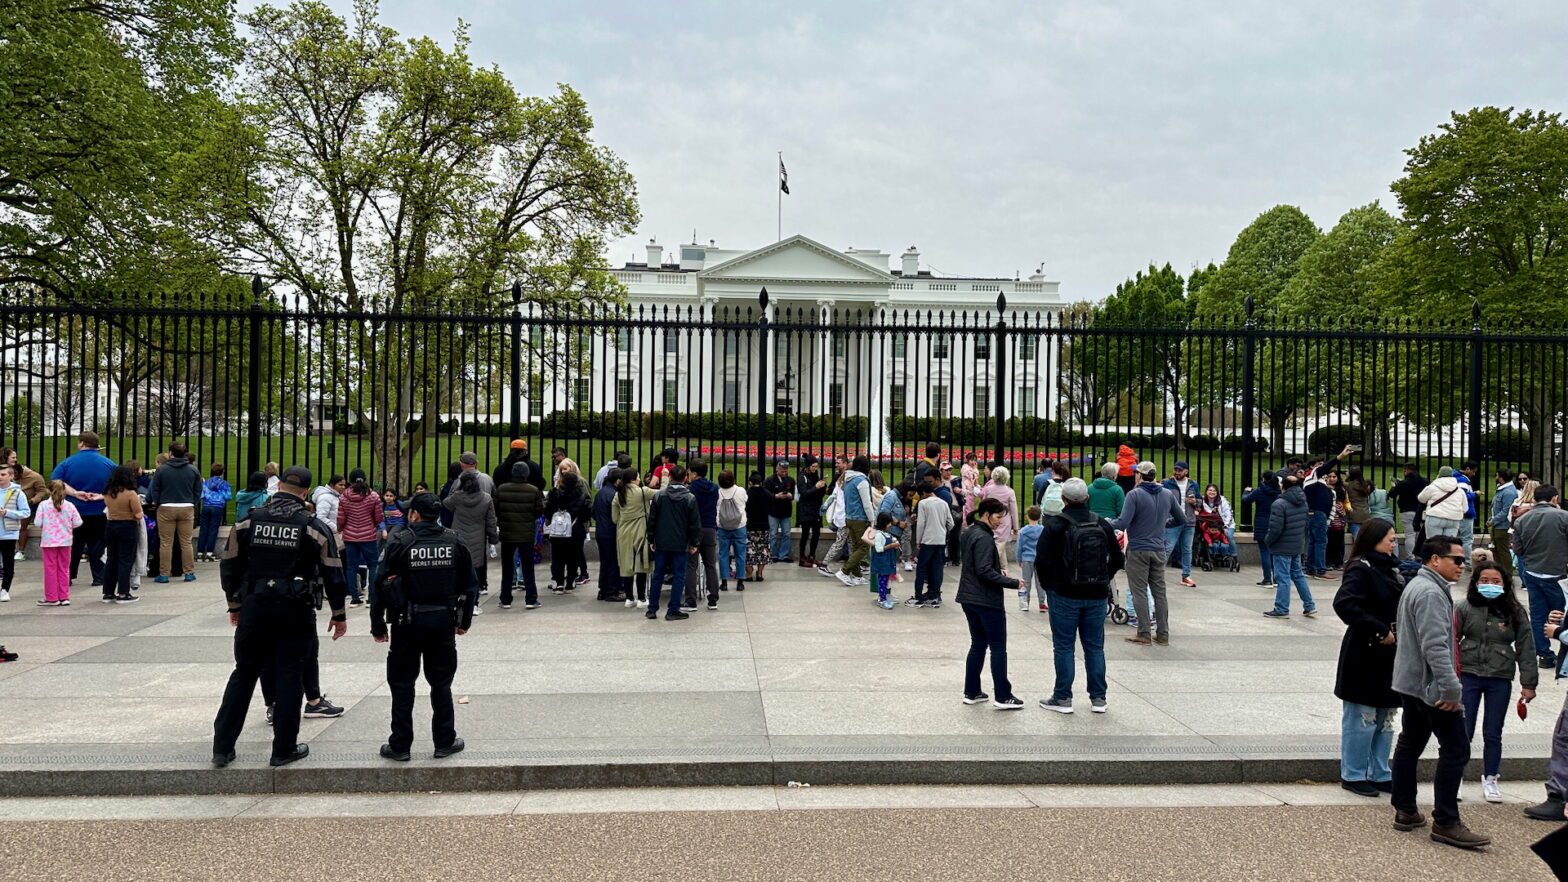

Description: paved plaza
[0,556,1553,796]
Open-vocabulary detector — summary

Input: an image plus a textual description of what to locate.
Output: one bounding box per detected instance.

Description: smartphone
[1346,444,1363,453]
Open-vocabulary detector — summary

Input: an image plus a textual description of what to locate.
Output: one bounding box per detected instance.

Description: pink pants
[42,546,71,602]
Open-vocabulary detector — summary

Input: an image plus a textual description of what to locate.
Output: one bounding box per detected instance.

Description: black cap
[281,466,311,489]
[408,492,442,519]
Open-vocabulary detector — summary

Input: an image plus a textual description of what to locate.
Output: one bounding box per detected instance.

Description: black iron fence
[1,283,1563,529]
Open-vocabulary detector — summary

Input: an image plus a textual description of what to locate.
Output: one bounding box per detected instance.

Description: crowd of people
[2,432,1565,852]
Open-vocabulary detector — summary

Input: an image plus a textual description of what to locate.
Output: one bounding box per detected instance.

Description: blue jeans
[1048,592,1107,702]
[1461,673,1511,776]
[915,544,945,601]
[1306,511,1328,573]
[717,527,747,581]
[342,539,379,602]
[197,505,225,555]
[1257,540,1273,581]
[1208,527,1236,557]
[1521,570,1566,658]
[961,603,1011,700]
[1341,701,1395,783]
[1271,554,1316,614]
[769,516,792,559]
[1164,523,1194,576]
[649,549,688,615]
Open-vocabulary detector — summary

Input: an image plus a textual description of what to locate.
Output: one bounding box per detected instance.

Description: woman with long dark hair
[102,466,142,603]
[1331,518,1404,797]
[954,496,1024,709]
[1457,561,1537,803]
[611,468,653,607]
[543,470,589,594]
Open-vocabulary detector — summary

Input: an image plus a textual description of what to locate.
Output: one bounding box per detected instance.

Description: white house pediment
[699,235,894,286]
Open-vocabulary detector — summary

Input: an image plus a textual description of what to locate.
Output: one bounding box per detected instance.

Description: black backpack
[1063,516,1112,588]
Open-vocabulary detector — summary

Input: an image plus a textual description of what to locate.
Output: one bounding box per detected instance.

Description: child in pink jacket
[35,481,83,605]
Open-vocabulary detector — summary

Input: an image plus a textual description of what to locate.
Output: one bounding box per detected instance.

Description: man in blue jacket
[1115,462,1185,646]
[1303,445,1354,578]
[50,431,117,585]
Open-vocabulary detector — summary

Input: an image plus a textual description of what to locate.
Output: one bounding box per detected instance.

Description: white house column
[815,298,835,417]
[867,307,890,457]
[699,295,717,411]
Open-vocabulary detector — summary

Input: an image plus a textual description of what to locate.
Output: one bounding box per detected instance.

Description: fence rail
[1,284,1563,528]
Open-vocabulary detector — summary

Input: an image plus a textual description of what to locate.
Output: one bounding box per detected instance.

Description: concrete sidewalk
[0,555,1553,796]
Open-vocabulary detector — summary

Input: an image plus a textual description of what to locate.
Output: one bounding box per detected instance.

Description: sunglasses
[1443,555,1467,565]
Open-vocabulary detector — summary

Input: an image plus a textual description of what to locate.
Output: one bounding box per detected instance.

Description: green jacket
[1087,477,1125,520]
[1455,598,1538,688]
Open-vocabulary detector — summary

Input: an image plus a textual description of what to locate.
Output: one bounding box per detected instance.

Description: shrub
[1480,427,1530,463]
[1184,433,1221,452]
[1149,432,1176,450]
[1220,434,1270,453]
[1306,424,1361,455]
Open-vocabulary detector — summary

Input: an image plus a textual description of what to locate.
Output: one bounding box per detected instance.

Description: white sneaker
[1482,775,1503,803]
[0,588,8,602]
[1018,601,1029,611]
[12,551,23,561]
[836,571,856,586]
[624,598,634,608]
[636,599,648,609]
[903,560,915,571]
[471,605,482,616]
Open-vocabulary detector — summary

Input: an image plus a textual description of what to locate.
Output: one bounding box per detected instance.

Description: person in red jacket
[1115,444,1139,493]
[336,469,383,607]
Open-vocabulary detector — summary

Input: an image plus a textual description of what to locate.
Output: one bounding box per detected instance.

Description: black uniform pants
[260,630,321,706]
[70,513,107,583]
[387,610,459,753]
[213,596,314,759]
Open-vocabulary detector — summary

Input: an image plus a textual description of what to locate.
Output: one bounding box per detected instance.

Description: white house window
[664,329,678,354]
[723,380,739,413]
[975,338,990,360]
[615,328,633,352]
[1017,385,1036,418]
[1019,335,1038,360]
[889,383,907,417]
[932,386,950,419]
[616,379,634,413]
[661,378,678,411]
[892,334,907,359]
[572,378,591,411]
[723,331,738,356]
[829,382,844,417]
[975,384,991,419]
[832,335,846,357]
[933,336,950,359]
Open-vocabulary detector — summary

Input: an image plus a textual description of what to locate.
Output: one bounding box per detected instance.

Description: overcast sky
[337,0,1566,301]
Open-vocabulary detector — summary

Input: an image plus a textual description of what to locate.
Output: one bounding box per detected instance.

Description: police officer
[212,466,348,767]
[372,492,477,761]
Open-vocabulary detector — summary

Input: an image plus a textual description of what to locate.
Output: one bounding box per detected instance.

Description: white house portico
[529,234,1061,423]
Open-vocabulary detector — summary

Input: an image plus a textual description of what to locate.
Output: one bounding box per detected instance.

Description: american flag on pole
[779,157,789,195]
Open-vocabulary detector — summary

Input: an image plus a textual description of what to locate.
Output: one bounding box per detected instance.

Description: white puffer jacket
[1417,476,1468,521]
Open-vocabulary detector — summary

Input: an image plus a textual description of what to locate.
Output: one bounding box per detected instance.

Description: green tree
[1276,203,1403,457]
[1377,107,1568,475]
[1100,264,1199,445]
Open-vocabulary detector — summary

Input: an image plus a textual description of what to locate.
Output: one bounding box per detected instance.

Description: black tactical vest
[403,530,460,605]
[243,506,310,598]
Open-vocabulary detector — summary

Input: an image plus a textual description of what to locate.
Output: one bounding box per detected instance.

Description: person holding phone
[1388,535,1488,850]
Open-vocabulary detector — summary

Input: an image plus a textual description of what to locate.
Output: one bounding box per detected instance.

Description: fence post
[246,275,264,477]
[1239,295,1256,529]
[1468,297,1483,467]
[510,281,523,442]
[991,293,1008,470]
[756,287,770,473]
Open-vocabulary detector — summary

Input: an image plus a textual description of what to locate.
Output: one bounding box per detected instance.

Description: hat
[510,439,527,450]
[511,462,531,481]
[776,459,790,469]
[1174,460,1189,470]
[1136,460,1157,476]
[281,465,311,489]
[1061,477,1089,503]
[458,451,479,466]
[408,492,442,519]
[939,460,952,469]
[1438,466,1454,478]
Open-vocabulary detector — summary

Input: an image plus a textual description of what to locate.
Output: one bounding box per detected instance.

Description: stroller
[1194,510,1240,572]
[1107,528,1129,624]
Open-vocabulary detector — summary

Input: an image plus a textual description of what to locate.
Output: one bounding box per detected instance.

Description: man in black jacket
[1388,465,1429,560]
[1035,478,1124,714]
[372,493,477,761]
[493,462,542,609]
[646,465,700,621]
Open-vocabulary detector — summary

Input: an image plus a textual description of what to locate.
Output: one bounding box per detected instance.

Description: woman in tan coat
[610,468,655,608]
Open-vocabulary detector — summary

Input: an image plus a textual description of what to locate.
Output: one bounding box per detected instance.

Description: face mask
[1477,585,1505,600]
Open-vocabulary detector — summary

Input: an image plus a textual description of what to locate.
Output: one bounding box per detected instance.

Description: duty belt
[408,603,454,614]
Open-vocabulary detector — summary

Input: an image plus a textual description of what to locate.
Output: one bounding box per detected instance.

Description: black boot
[1525,792,1566,821]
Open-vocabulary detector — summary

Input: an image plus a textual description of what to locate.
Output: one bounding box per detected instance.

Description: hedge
[887,416,1087,446]
[1481,427,1530,462]
[1220,434,1270,453]
[1306,424,1361,455]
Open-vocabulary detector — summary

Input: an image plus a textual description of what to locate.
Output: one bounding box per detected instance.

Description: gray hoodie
[1113,481,1184,554]
[1391,566,1462,706]
[148,457,201,506]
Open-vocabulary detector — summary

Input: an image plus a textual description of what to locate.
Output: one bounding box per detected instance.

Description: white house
[523,234,1063,431]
